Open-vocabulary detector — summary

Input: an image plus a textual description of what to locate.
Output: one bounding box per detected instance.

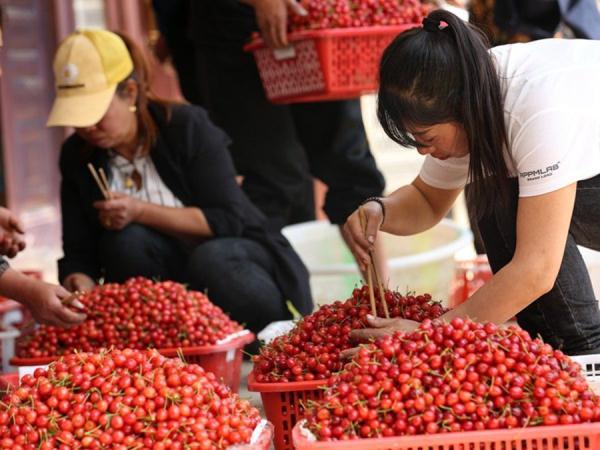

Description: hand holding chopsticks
[88,164,116,228]
[358,207,390,319]
[87,163,112,200]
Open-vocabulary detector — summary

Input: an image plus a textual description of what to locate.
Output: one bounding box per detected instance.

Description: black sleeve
[183,108,247,237]
[57,141,102,283]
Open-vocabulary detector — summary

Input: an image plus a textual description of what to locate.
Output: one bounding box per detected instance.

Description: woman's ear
[125,78,139,106]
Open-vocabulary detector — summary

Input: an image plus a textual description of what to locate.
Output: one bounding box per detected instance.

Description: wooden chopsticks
[358,207,390,319]
[87,163,112,200]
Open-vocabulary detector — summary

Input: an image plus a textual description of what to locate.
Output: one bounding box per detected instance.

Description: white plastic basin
[283,219,473,307]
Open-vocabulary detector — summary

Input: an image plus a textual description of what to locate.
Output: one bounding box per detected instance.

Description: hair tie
[423,17,449,32]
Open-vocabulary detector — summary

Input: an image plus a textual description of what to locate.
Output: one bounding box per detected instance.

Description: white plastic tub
[282,219,473,306]
[0,327,20,373]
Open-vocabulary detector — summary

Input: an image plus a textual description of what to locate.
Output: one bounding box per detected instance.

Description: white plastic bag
[257,320,296,344]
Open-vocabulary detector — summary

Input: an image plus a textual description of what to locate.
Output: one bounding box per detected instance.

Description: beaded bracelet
[360,197,386,226]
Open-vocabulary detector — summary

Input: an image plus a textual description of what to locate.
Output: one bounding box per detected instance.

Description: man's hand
[246,0,307,48]
[340,315,420,359]
[94,193,144,230]
[63,273,96,293]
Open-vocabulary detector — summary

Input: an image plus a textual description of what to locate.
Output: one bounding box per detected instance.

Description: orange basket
[10,331,254,392]
[292,420,600,449]
[247,372,328,450]
[244,25,418,104]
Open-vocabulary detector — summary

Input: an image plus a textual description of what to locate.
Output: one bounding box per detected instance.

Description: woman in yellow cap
[47,29,312,333]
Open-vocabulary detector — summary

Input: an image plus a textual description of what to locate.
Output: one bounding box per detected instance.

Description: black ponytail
[377,9,509,218]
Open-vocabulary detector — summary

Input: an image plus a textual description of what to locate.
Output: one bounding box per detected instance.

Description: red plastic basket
[244,25,418,104]
[247,372,328,450]
[0,373,18,392]
[10,331,255,392]
[292,421,600,449]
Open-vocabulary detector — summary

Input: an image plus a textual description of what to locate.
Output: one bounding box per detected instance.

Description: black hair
[377,9,509,218]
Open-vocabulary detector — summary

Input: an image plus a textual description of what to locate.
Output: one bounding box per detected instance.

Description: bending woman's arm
[445,183,577,324]
[350,182,578,343]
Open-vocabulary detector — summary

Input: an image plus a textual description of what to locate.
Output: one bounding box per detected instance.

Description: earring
[128,105,137,113]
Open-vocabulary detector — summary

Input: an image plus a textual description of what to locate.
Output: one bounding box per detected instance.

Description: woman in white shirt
[345,9,600,355]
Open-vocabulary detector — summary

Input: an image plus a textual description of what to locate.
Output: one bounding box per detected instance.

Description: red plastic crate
[292,421,600,449]
[10,331,254,392]
[244,25,418,104]
[248,372,328,450]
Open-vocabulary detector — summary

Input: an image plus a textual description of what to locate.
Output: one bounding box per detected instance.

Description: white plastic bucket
[282,219,473,306]
[0,327,20,373]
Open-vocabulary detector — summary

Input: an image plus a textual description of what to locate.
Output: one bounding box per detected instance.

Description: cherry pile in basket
[252,286,446,382]
[17,277,243,358]
[303,318,600,440]
[289,0,429,31]
[0,348,261,449]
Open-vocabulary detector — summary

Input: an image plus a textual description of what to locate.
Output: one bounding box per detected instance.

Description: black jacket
[58,102,313,314]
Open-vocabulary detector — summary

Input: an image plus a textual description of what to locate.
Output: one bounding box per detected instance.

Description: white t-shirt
[419,39,600,197]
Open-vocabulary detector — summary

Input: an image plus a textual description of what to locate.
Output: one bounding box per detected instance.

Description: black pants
[98,224,290,334]
[195,43,385,230]
[478,176,600,355]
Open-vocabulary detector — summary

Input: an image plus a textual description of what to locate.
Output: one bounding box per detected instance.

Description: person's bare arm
[94,194,213,241]
[343,176,462,271]
[346,183,578,347]
[0,269,86,327]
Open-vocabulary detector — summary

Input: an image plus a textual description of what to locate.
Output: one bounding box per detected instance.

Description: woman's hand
[63,273,95,293]
[94,193,143,230]
[341,315,420,359]
[0,269,87,328]
[342,202,384,272]
[0,208,25,258]
[24,282,87,328]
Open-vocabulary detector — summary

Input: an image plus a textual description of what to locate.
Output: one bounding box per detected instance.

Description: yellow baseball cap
[47,29,134,128]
